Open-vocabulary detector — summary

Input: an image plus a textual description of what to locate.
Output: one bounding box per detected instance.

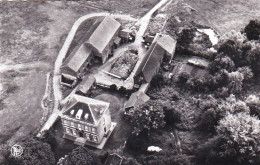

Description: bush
[128,100,166,135]
[178,72,190,84]
[148,87,180,101]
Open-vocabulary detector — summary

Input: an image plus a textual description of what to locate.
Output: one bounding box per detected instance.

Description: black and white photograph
[0,0,260,164]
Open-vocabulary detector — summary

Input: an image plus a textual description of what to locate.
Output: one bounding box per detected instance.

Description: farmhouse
[85,16,121,63]
[60,44,93,87]
[60,94,116,148]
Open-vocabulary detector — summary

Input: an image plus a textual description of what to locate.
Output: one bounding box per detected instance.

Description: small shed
[76,75,95,95]
[124,91,150,111]
[104,153,123,165]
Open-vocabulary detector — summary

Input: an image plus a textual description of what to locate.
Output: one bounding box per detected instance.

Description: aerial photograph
[0,0,260,164]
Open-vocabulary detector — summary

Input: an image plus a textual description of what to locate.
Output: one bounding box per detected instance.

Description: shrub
[178,72,190,84]
[128,100,166,135]
[148,87,180,101]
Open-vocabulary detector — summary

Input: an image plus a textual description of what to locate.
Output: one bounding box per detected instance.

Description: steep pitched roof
[156,34,176,56]
[62,94,109,125]
[86,16,121,54]
[61,44,92,73]
[135,43,165,82]
[124,91,150,109]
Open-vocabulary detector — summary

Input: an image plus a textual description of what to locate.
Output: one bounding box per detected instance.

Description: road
[37,0,172,137]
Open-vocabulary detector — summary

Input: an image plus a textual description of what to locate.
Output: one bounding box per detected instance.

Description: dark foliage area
[2,138,55,165]
[58,146,102,165]
[244,20,260,40]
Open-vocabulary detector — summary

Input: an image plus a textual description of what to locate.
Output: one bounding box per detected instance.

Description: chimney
[76,109,83,119]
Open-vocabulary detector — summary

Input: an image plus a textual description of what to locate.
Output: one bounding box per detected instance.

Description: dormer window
[84,113,89,120]
[70,110,75,116]
[76,109,83,119]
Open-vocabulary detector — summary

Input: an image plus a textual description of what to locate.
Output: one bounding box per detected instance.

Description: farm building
[134,34,177,85]
[60,44,93,87]
[76,75,96,96]
[104,153,124,165]
[134,42,165,84]
[85,16,121,63]
[60,94,116,149]
[60,16,121,87]
[124,90,150,112]
[154,33,177,62]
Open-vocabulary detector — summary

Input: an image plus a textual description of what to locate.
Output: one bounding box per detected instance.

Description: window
[78,124,82,130]
[85,133,90,140]
[65,127,71,134]
[85,126,88,131]
[92,127,96,133]
[72,129,77,136]
[88,126,92,132]
[63,120,68,125]
[93,136,98,142]
[71,122,75,127]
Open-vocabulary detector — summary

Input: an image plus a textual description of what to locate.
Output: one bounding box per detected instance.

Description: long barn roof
[86,16,121,54]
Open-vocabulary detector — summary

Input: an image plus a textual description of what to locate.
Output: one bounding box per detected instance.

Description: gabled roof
[135,43,165,82]
[61,44,92,74]
[124,91,150,109]
[76,75,95,95]
[62,94,109,125]
[86,16,121,54]
[156,34,177,56]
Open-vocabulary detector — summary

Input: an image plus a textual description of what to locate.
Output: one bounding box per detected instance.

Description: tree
[209,54,235,73]
[244,20,260,40]
[128,100,165,135]
[4,138,55,165]
[198,95,250,132]
[226,71,244,94]
[58,146,101,165]
[216,112,260,164]
[245,41,260,75]
[237,66,253,82]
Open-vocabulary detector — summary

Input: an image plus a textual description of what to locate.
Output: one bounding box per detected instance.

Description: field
[1,0,260,164]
